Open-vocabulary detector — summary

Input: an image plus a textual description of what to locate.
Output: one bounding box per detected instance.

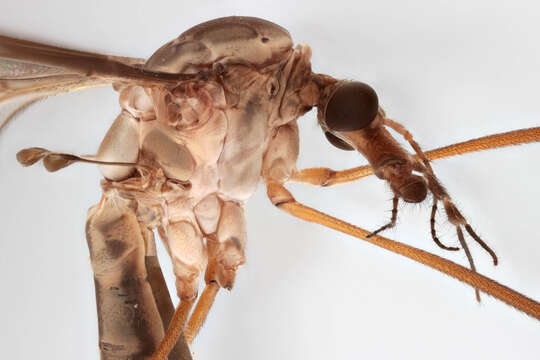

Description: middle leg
[151,220,207,360]
[185,200,248,344]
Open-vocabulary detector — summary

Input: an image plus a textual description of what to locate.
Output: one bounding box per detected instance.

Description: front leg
[290,127,540,186]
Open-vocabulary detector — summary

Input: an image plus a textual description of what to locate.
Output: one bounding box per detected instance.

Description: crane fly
[1,16,539,360]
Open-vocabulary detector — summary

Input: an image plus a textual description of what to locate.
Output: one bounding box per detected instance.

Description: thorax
[103,44,315,227]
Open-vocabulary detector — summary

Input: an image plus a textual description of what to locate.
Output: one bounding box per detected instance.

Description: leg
[184,282,220,344]
[142,228,192,360]
[265,181,540,320]
[425,126,540,162]
[150,299,195,360]
[151,220,207,360]
[86,195,165,360]
[290,127,540,186]
[182,201,247,344]
[291,165,373,186]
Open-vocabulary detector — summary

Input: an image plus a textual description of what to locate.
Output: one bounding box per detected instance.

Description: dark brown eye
[324,81,379,131]
[324,131,355,151]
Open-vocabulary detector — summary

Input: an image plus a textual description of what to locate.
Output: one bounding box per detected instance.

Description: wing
[0,57,112,130]
[0,35,207,131]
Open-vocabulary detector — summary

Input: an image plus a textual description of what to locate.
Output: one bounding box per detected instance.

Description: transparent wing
[0,35,204,132]
[0,58,111,131]
[0,35,199,83]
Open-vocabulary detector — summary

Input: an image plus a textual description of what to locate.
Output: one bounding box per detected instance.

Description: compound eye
[324,131,355,151]
[324,81,379,131]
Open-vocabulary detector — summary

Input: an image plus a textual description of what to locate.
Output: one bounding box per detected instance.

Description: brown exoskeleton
[1,16,540,360]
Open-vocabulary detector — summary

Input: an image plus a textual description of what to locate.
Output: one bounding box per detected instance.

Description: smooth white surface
[1,1,540,359]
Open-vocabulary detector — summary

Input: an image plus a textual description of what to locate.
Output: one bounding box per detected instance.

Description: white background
[1,1,540,359]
